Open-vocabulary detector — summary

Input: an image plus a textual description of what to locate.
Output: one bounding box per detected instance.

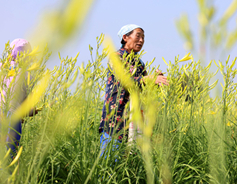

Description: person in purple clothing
[99,24,168,156]
[0,38,38,157]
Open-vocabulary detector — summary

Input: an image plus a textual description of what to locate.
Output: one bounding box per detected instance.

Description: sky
[1,0,237,92]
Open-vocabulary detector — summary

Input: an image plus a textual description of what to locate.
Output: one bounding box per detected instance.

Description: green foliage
[0,33,236,183]
[0,1,237,183]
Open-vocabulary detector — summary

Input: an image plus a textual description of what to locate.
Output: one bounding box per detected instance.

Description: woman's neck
[123,46,131,53]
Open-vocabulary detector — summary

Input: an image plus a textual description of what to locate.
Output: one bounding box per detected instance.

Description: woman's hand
[155,75,168,86]
[143,75,169,86]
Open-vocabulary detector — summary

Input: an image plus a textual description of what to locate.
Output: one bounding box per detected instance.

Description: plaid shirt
[99,48,147,141]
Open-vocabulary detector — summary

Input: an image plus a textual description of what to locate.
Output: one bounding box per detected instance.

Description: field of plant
[0,0,237,183]
[0,34,236,183]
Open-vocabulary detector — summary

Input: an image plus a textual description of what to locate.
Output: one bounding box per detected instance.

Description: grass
[0,34,237,184]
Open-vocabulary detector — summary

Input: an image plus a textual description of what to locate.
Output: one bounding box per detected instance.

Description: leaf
[28,46,40,56]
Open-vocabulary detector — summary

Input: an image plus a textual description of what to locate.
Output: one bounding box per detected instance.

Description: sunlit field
[1,0,237,183]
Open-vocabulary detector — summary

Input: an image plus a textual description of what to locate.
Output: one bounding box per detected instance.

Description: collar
[118,48,145,68]
[118,47,139,56]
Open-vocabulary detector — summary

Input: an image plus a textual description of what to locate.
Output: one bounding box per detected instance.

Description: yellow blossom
[28,46,40,56]
[27,62,41,71]
[178,53,193,62]
[8,146,23,167]
[169,128,176,133]
[209,109,218,115]
[7,68,16,77]
[227,122,232,127]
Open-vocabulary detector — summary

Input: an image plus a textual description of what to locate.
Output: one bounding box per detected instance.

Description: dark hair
[121,28,144,46]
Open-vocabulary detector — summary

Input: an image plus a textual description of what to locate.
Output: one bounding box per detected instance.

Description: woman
[99,24,168,155]
[0,38,38,157]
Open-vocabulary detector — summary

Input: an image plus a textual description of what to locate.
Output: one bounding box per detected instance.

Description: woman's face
[123,28,145,53]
